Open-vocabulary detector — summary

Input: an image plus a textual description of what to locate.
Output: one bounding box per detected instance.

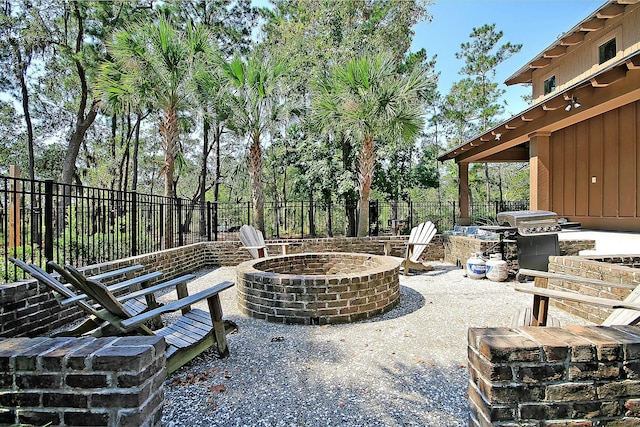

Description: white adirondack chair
[403,221,437,276]
[239,225,290,259]
[239,225,268,258]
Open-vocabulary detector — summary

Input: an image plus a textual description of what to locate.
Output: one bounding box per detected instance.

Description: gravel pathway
[160,262,591,427]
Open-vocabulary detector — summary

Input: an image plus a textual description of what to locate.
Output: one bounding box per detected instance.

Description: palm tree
[313,54,429,237]
[97,16,209,248]
[219,53,287,234]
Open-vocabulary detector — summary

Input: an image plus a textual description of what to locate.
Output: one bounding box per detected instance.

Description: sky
[411,0,603,117]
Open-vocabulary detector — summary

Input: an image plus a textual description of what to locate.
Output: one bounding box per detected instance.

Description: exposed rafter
[560,32,585,46]
[580,18,606,31]
[591,67,627,87]
[530,58,552,69]
[597,3,625,18]
[544,46,568,58]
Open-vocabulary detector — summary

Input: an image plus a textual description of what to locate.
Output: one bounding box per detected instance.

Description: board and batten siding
[549,100,640,230]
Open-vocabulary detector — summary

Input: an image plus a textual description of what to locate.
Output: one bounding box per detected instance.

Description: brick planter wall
[236,253,400,325]
[547,255,640,324]
[468,325,640,426]
[0,336,165,427]
[2,236,442,338]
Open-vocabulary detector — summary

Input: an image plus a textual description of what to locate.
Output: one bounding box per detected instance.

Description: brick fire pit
[236,253,400,325]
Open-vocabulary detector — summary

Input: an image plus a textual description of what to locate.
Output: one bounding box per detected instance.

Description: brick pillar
[468,325,640,426]
[529,132,551,211]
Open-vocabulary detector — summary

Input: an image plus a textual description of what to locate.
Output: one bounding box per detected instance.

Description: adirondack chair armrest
[515,285,640,311]
[243,245,266,250]
[116,274,196,303]
[120,281,234,329]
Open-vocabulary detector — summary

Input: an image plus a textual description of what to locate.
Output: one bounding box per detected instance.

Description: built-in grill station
[494,210,561,271]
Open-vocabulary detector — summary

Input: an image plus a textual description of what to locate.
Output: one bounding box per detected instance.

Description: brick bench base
[0,336,166,427]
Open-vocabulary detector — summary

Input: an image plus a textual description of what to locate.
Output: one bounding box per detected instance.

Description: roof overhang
[504,1,632,86]
[438,51,640,164]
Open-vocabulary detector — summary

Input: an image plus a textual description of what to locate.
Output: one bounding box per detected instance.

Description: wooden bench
[514,268,640,326]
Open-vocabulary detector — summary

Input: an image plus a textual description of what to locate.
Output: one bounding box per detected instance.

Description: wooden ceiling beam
[482,146,530,163]
[580,18,606,31]
[591,67,628,87]
[544,46,568,58]
[597,4,625,18]
[560,32,585,46]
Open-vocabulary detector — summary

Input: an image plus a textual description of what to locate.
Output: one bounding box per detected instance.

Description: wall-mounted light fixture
[565,97,581,111]
[494,133,501,141]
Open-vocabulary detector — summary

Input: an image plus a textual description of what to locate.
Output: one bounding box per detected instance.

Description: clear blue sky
[412,0,602,117]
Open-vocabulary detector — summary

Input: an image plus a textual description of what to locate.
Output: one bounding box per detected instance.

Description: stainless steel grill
[497,210,561,235]
[497,210,561,272]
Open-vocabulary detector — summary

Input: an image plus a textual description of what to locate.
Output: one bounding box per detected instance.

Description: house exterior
[438,0,640,231]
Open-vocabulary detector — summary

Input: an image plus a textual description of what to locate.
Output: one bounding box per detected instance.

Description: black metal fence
[0,175,528,282]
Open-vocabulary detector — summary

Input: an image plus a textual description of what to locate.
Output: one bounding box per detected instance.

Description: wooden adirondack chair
[239,224,289,258]
[403,221,437,276]
[60,262,234,373]
[514,268,640,327]
[9,257,151,337]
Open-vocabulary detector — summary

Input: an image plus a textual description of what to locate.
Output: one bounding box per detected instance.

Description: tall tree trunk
[61,1,98,187]
[199,115,210,236]
[11,42,35,181]
[160,106,179,249]
[308,188,315,237]
[342,138,356,237]
[324,192,333,238]
[132,112,142,192]
[248,132,264,233]
[484,163,491,209]
[357,135,375,237]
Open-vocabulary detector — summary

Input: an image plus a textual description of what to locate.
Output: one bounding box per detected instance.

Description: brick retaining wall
[0,336,165,427]
[468,325,640,426]
[547,255,640,324]
[444,235,595,272]
[1,237,443,338]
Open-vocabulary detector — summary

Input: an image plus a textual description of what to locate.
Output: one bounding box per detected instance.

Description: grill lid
[497,210,560,234]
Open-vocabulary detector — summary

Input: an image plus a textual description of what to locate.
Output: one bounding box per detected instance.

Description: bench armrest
[120,281,234,329]
[518,268,636,290]
[515,285,640,311]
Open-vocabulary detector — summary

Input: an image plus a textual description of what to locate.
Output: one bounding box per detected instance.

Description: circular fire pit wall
[236,253,400,324]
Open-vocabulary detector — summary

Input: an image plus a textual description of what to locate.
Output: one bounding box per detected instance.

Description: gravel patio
[160,262,591,427]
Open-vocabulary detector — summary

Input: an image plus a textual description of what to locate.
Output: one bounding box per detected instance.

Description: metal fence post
[207,201,212,241]
[131,191,137,256]
[44,180,54,271]
[177,198,183,247]
[247,201,251,226]
[300,200,304,239]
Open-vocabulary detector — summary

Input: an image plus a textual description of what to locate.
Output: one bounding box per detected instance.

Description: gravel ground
[160,262,591,427]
